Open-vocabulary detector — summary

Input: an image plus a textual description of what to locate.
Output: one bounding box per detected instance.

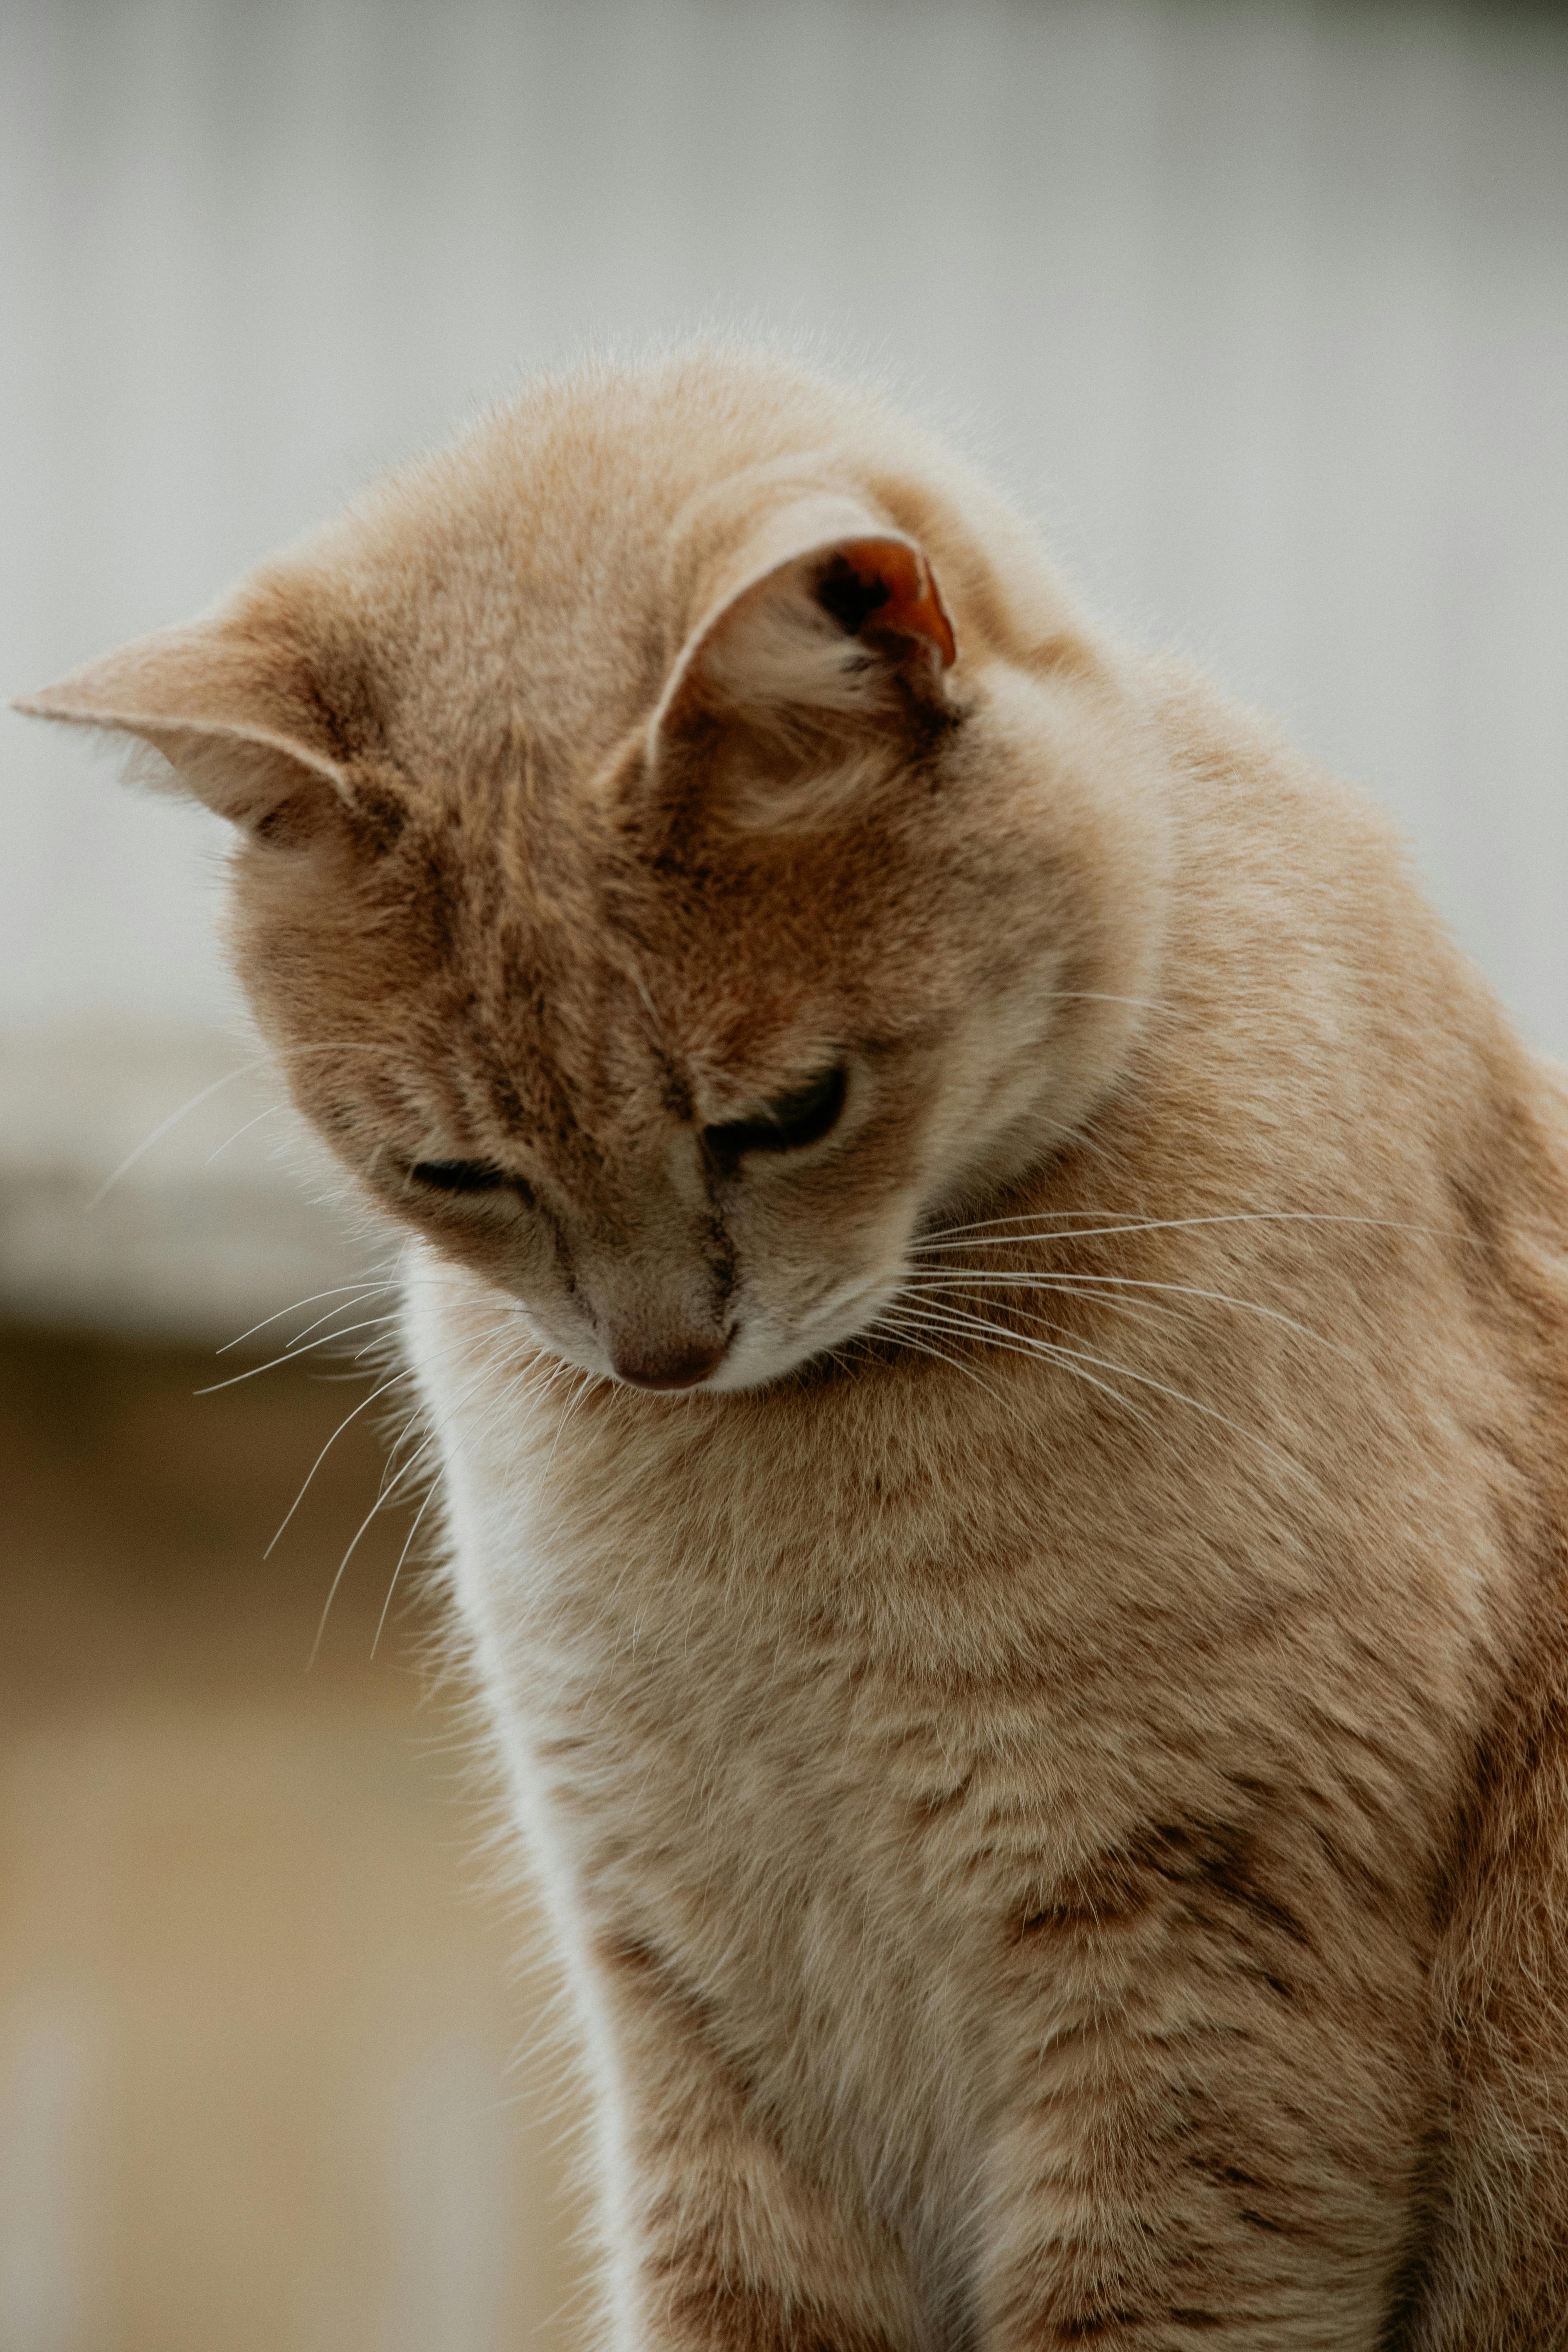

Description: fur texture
[20,348,1568,2347]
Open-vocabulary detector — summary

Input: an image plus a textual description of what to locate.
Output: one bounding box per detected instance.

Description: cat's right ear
[647,494,958,771]
[13,595,381,847]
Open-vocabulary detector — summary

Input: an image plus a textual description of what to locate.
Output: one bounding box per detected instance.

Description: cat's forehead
[312,372,945,1022]
[340,358,860,781]
[433,817,869,1081]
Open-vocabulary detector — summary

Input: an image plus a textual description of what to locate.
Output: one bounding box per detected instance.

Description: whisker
[310,1327,563,1664]
[1044,990,1172,1014]
[205,1102,288,1164]
[87,1036,390,1207]
[1008,1110,1124,1176]
[369,1478,443,1662]
[217,1275,400,1356]
[900,1270,1350,1361]
[892,1296,1305,1478]
[195,1310,405,1394]
[890,1278,1180,1351]
[545,1370,599,1479]
[909,1209,1454,1254]
[876,1302,1157,1434]
[265,1370,414,1563]
[346,1317,410,1362]
[89,1061,263,1208]
[865,1313,1025,1420]
[918,1209,1152,1241]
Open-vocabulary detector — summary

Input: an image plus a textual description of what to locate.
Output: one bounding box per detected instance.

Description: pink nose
[610,1336,727,1392]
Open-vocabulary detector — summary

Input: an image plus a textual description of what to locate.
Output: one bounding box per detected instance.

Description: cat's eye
[406,1158,513,1196]
[704,1064,848,1163]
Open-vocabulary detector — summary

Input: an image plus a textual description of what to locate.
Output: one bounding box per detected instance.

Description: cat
[18,346,1568,2348]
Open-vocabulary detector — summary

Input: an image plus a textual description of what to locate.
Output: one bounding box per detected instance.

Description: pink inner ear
[836,538,957,670]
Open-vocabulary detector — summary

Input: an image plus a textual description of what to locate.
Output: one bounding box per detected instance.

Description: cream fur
[18,347,1568,2348]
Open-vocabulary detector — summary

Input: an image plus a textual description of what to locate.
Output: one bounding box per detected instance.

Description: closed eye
[704,1064,848,1163]
[407,1158,514,1195]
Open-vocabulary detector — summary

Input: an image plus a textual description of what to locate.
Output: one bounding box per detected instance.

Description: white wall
[3,0,1565,1329]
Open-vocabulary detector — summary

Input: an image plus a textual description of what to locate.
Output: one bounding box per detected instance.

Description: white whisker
[370,1478,443,1661]
[545,1371,599,1479]
[1045,990,1172,1014]
[89,1061,263,1208]
[910,1209,1453,1253]
[86,1036,391,1207]
[266,1370,414,1564]
[217,1275,400,1356]
[890,1279,1178,1352]
[896,1295,1307,1479]
[900,1269,1350,1361]
[876,1302,1157,1434]
[195,1310,405,1395]
[865,1313,1024,1419]
[310,1328,563,1666]
[205,1102,288,1163]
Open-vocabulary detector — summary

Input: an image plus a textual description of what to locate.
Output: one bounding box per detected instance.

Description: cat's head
[18,351,1169,1393]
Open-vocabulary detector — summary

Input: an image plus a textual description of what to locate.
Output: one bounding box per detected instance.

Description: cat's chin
[410,1241,906,1402]
[580,1328,858,1399]
[532,1307,891,1400]
[472,1301,840,1400]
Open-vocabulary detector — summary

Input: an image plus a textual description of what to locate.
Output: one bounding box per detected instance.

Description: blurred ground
[0,1325,588,2352]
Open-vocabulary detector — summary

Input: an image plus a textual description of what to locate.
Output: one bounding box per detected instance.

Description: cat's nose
[609,1333,728,1391]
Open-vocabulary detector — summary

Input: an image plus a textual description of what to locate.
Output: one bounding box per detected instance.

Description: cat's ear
[13,597,376,845]
[650,494,957,760]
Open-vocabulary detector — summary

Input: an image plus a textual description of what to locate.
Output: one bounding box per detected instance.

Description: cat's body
[20,350,1568,2346]
[413,663,1568,2352]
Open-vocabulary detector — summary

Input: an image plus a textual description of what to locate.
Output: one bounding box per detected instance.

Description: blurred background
[1,2,1564,2345]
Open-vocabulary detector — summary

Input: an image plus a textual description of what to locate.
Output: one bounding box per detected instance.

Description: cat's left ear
[649,494,957,760]
[13,592,381,846]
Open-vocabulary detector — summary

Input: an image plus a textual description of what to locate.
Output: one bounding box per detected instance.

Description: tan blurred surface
[0,1327,589,2352]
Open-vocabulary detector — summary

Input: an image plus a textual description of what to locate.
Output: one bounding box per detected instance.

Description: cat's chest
[418,1305,1064,2209]
[445,1358,1016,1966]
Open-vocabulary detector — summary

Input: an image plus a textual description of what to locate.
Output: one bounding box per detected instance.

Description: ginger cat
[20,349,1568,2347]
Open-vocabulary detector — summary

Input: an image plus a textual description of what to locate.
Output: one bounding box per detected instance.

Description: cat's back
[1142,662,1568,2348]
